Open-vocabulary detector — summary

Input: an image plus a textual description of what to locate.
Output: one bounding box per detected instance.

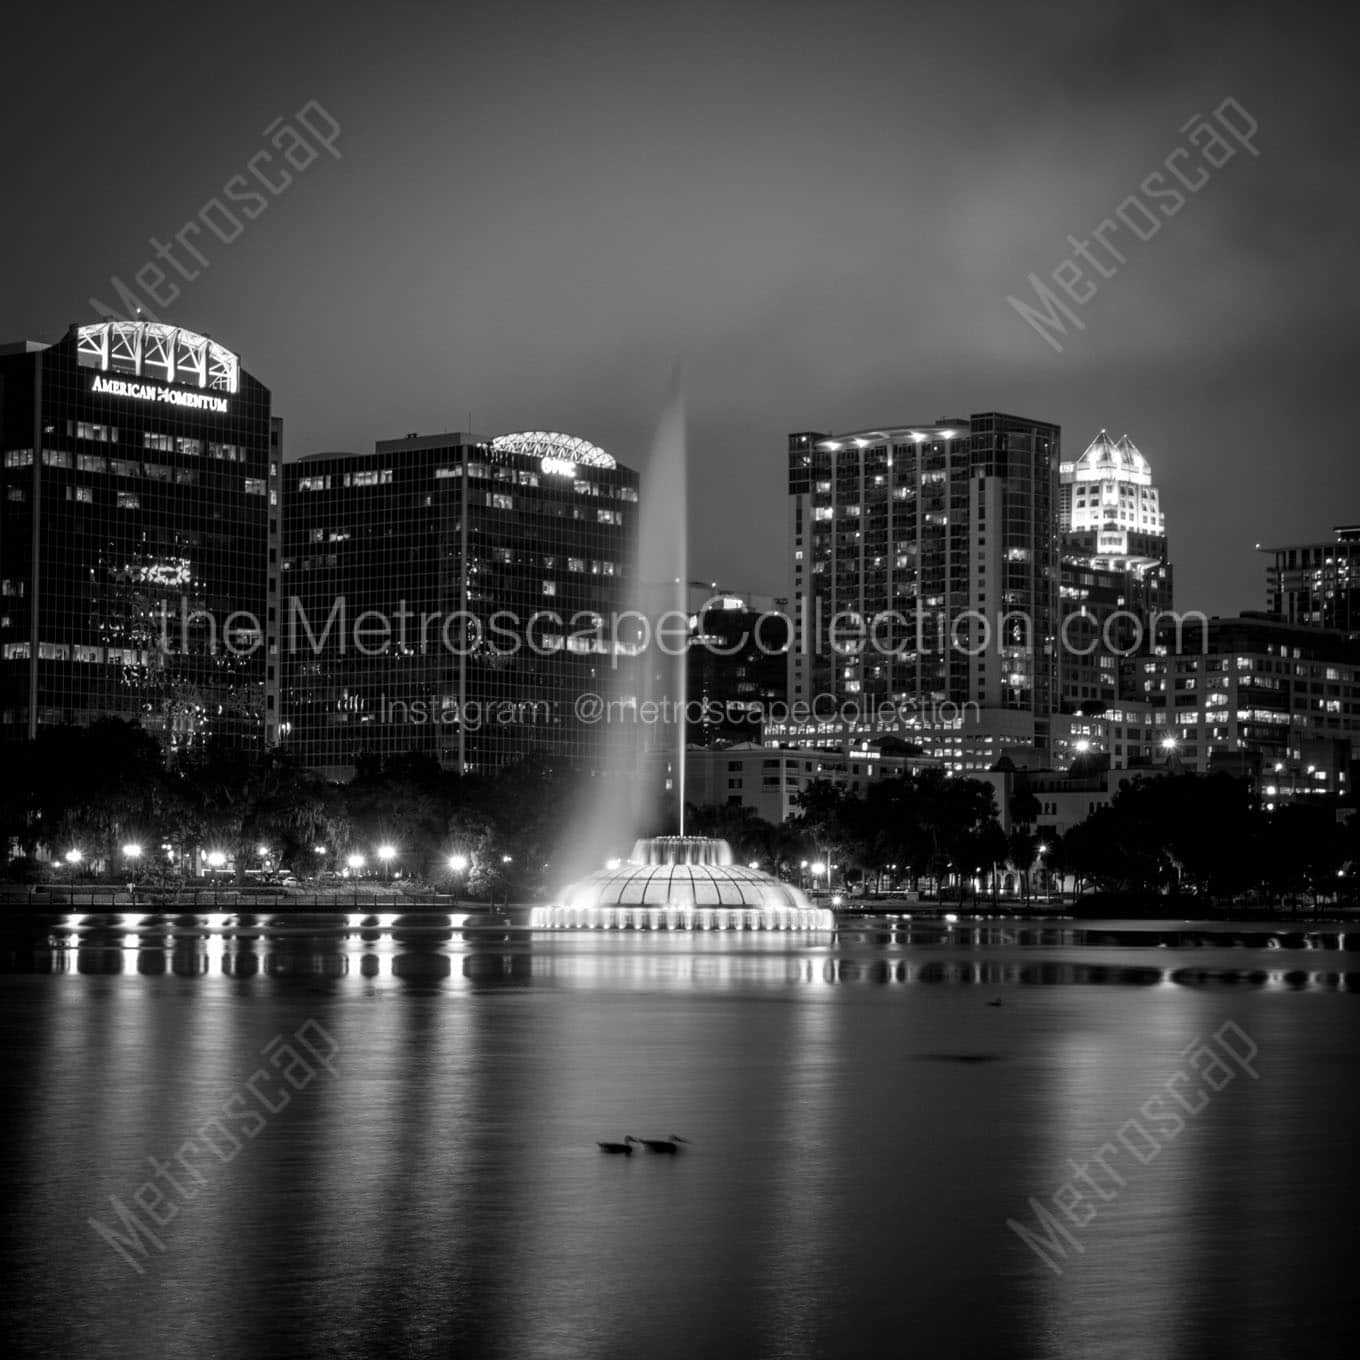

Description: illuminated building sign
[90,375,228,414]
[540,455,578,478]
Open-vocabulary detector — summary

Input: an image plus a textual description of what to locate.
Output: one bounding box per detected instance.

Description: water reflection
[6,912,1360,1360]
[0,912,1354,992]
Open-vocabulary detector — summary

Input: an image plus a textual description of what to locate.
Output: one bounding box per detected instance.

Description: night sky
[3,0,1354,617]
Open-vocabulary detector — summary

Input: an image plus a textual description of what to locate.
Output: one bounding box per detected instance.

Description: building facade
[787,412,1060,754]
[1261,525,1360,636]
[686,739,932,823]
[685,583,789,744]
[0,321,276,751]
[1086,614,1360,799]
[278,430,638,776]
[1058,430,1173,709]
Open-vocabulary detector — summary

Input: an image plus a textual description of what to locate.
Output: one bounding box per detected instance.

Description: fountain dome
[532,837,834,931]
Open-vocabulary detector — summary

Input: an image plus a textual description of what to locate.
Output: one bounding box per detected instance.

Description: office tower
[786,412,1059,760]
[278,430,638,777]
[1058,429,1173,708]
[685,582,789,745]
[1261,525,1360,636]
[0,321,276,750]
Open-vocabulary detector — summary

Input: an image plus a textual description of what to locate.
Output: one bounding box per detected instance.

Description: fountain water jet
[539,380,831,931]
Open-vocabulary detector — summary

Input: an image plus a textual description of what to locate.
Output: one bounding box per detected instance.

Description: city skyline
[5,6,1360,1359]
[3,1,1355,621]
[4,304,1337,630]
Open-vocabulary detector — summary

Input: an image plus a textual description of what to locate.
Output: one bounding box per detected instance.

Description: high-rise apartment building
[278,430,638,777]
[1114,613,1360,800]
[1261,526,1360,636]
[0,321,277,751]
[786,412,1059,756]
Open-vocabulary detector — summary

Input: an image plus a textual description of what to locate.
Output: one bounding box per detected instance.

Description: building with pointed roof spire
[1057,429,1173,710]
[1059,428,1164,567]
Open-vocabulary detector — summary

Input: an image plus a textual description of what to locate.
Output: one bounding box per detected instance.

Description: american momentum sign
[90,375,229,413]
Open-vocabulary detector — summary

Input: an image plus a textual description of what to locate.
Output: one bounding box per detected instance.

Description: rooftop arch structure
[75,322,240,393]
[490,430,616,469]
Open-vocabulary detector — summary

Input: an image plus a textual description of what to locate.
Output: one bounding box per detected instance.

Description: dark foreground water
[2,913,1358,1360]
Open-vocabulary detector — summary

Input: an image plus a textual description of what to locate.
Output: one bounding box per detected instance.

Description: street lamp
[121,843,142,860]
[346,852,365,873]
[64,848,82,866]
[206,850,226,869]
[377,844,396,880]
[448,853,470,873]
[1161,735,1178,751]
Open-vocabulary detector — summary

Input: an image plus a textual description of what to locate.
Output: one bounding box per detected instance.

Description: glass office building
[0,321,276,750]
[278,430,639,776]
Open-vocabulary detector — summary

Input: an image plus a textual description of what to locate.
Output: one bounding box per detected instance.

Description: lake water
[2,913,1358,1360]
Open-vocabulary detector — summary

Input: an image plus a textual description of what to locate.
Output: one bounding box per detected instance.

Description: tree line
[3,720,1354,904]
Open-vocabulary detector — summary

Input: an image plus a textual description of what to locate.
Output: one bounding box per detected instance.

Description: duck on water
[597,1136,690,1155]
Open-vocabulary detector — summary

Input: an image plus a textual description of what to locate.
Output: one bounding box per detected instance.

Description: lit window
[344,469,389,488]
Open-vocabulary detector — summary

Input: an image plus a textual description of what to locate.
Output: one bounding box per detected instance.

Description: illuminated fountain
[533,384,832,932]
[531,837,834,931]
